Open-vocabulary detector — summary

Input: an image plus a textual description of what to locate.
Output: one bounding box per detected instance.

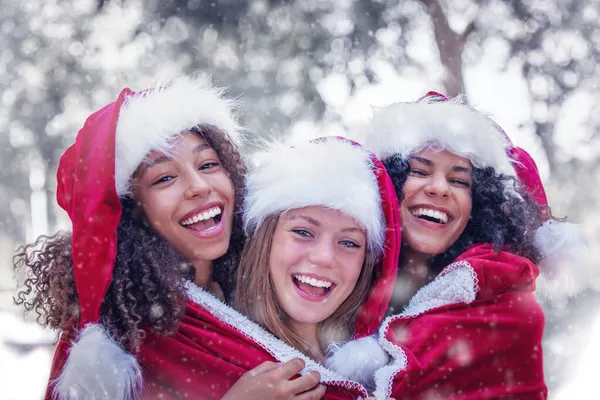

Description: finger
[275,358,306,380]
[287,370,320,394]
[245,360,279,378]
[295,383,327,400]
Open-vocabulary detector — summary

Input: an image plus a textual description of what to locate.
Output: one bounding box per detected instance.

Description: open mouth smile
[180,205,223,232]
[410,207,450,225]
[291,274,336,301]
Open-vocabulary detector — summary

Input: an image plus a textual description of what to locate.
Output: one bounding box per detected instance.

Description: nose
[424,174,450,198]
[183,170,212,199]
[308,238,336,268]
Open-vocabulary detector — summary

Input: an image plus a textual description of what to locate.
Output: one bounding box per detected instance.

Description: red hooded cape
[371,243,547,400]
[45,152,401,400]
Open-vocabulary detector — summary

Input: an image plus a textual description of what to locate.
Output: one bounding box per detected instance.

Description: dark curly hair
[383,155,543,274]
[13,125,246,352]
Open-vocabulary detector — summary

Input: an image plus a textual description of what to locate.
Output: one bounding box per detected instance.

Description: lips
[408,205,453,225]
[180,203,224,232]
[291,273,336,301]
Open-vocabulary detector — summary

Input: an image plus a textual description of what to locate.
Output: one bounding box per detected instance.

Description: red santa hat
[53,76,242,399]
[353,91,590,306]
[244,137,386,258]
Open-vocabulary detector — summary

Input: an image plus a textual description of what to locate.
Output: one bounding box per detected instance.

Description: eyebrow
[410,156,472,174]
[289,215,366,235]
[193,143,211,153]
[139,143,212,178]
[139,155,171,178]
[289,215,320,226]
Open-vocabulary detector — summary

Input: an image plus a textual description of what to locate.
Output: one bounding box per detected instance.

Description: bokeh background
[1,0,599,398]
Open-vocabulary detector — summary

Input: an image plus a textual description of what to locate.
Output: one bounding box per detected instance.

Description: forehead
[283,206,364,229]
[411,148,472,169]
[144,132,210,160]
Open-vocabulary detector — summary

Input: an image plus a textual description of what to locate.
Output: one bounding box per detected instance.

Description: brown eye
[409,168,428,176]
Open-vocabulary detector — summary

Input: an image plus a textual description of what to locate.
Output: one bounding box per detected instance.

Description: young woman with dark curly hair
[12,77,254,399]
[327,92,586,399]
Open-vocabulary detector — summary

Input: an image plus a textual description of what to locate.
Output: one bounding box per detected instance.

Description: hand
[222,358,326,400]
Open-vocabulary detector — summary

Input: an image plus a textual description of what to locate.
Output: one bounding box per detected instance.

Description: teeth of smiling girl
[294,275,333,288]
[181,207,222,226]
[411,208,449,224]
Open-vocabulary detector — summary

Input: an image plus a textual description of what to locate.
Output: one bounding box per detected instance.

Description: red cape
[373,244,547,400]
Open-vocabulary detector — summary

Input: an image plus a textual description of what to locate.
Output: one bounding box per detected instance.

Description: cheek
[339,252,365,288]
[137,191,175,231]
[213,172,235,202]
[401,178,420,200]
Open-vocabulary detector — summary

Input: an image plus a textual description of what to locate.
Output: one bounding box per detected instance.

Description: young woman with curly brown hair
[327,92,586,399]
[13,76,259,400]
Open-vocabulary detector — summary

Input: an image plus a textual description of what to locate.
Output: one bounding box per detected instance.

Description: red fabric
[136,300,368,399]
[382,244,547,400]
[56,88,133,325]
[355,155,401,338]
[508,146,549,208]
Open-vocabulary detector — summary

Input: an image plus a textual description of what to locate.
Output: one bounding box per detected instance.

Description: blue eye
[292,229,313,238]
[199,162,220,170]
[152,175,174,185]
[340,240,360,248]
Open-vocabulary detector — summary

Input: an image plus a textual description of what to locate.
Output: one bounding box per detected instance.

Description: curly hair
[13,125,246,352]
[383,155,543,274]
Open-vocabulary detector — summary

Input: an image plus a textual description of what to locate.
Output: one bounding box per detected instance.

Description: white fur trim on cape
[53,324,142,400]
[184,281,369,397]
[534,219,595,306]
[371,261,478,400]
[324,335,389,393]
[243,137,385,257]
[115,76,242,197]
[353,97,515,177]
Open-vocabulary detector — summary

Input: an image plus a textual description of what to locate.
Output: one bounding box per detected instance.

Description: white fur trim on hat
[534,220,595,306]
[115,76,242,197]
[243,138,385,256]
[353,97,515,176]
[53,324,142,400]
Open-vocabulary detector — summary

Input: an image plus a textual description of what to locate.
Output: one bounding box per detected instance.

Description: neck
[386,245,434,315]
[290,321,322,362]
[193,259,213,290]
[400,245,433,280]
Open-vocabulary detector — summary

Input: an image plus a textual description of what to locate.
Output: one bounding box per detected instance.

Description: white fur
[534,220,596,306]
[53,324,142,400]
[353,99,515,176]
[243,138,385,256]
[324,335,389,392]
[115,75,242,197]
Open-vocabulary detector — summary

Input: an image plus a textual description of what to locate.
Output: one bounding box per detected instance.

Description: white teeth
[181,206,222,226]
[293,275,333,288]
[411,208,449,224]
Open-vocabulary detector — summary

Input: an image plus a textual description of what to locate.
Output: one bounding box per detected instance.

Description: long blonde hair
[233,214,375,359]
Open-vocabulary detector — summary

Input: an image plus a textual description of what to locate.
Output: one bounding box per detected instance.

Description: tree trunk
[418,0,476,97]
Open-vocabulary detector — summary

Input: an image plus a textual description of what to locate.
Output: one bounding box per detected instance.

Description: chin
[286,308,327,325]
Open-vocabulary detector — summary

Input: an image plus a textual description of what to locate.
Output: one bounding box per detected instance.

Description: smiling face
[132,133,235,266]
[400,148,473,258]
[268,206,367,326]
